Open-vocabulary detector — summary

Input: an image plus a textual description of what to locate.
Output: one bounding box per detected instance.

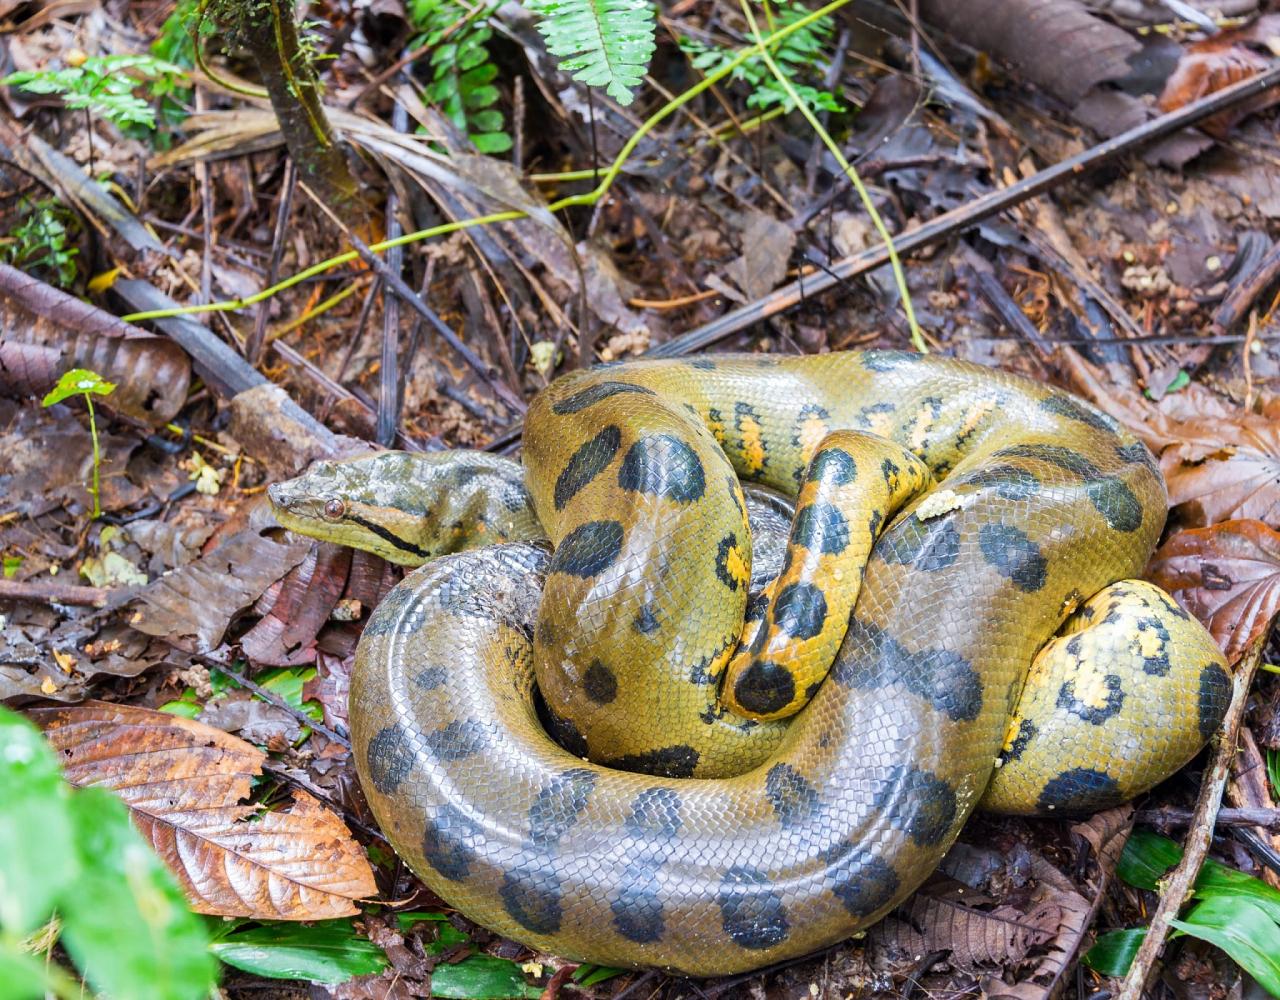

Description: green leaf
[1268,748,1280,801]
[0,706,78,935]
[210,920,388,984]
[1172,896,1280,996]
[431,954,542,998]
[0,945,56,1000]
[41,367,116,406]
[573,964,625,986]
[58,787,215,1000]
[1083,928,1146,977]
[471,131,513,154]
[525,0,656,105]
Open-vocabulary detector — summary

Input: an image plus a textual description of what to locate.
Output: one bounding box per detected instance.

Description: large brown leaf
[1147,519,1280,663]
[30,701,376,919]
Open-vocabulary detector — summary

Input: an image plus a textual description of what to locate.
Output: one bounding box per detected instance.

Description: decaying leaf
[1157,15,1280,138]
[30,701,376,919]
[725,210,796,303]
[0,263,190,423]
[1147,519,1280,662]
[128,527,312,653]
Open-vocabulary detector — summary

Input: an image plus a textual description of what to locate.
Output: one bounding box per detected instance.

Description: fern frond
[525,0,656,105]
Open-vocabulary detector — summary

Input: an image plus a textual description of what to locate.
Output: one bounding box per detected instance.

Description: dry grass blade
[30,701,377,920]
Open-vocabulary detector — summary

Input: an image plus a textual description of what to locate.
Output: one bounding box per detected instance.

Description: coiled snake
[270,351,1230,976]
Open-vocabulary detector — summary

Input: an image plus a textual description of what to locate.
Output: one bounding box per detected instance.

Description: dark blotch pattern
[994,443,1100,479]
[1000,719,1038,764]
[1040,394,1117,432]
[414,666,448,690]
[421,804,482,881]
[544,705,590,759]
[734,660,796,716]
[1198,662,1231,741]
[772,582,828,639]
[529,769,597,846]
[612,860,666,942]
[618,434,707,503]
[690,358,717,371]
[584,660,618,704]
[554,425,621,510]
[765,763,821,828]
[1116,441,1160,473]
[821,842,901,918]
[601,745,700,778]
[625,788,683,840]
[1037,767,1123,813]
[719,866,790,949]
[549,520,624,578]
[793,501,850,555]
[714,532,743,591]
[837,618,983,722]
[979,524,1048,592]
[1057,676,1125,725]
[551,380,654,414]
[633,604,660,634]
[1088,477,1144,532]
[807,448,856,485]
[876,765,957,846]
[876,515,959,571]
[961,464,1041,501]
[424,718,490,760]
[366,724,415,794]
[500,862,563,934]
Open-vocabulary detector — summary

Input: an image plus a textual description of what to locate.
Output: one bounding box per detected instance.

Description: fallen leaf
[30,701,377,920]
[1147,519,1280,662]
[725,209,796,302]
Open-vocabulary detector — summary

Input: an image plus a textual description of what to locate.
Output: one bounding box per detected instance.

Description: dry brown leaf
[30,701,376,919]
[1157,15,1280,138]
[1147,519,1280,662]
[241,541,353,666]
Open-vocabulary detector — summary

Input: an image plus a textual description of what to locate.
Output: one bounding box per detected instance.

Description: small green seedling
[3,53,185,131]
[42,369,116,520]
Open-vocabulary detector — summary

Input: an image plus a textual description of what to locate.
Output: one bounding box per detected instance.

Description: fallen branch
[0,578,112,608]
[1117,635,1268,1000]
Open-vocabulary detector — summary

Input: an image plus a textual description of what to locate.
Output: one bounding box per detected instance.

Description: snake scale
[270,350,1230,976]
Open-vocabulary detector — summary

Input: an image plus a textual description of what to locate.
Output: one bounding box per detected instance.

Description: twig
[1137,806,1280,830]
[0,578,112,607]
[378,92,409,448]
[246,159,297,366]
[1117,635,1267,1000]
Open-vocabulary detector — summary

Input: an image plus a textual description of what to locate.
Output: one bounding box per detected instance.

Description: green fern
[409,0,511,154]
[680,1,840,114]
[525,0,656,106]
[3,54,185,130]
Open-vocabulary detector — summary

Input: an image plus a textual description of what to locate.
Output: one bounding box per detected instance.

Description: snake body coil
[270,351,1230,976]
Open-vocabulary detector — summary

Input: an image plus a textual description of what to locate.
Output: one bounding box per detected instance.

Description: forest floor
[3,1,1280,998]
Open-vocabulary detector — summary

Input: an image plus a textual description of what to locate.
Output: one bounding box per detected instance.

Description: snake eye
[323,498,346,521]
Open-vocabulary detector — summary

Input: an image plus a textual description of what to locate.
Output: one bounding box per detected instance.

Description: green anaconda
[269,350,1230,976]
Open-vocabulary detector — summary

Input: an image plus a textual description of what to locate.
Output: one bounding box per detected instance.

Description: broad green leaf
[0,945,55,1000]
[59,788,215,1000]
[1120,830,1280,923]
[1172,896,1280,996]
[573,963,625,986]
[396,912,470,953]
[41,367,115,406]
[210,920,387,984]
[1117,829,1183,890]
[0,707,77,934]
[1082,928,1146,977]
[431,954,542,998]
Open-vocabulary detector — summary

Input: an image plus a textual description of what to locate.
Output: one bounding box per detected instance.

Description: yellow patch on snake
[1071,656,1116,712]
[737,411,767,476]
[796,413,831,465]
[723,542,750,590]
[957,398,998,443]
[907,404,939,452]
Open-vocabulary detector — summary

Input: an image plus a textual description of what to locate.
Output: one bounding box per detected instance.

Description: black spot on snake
[867,509,882,539]
[961,464,1042,500]
[793,501,849,555]
[1057,675,1125,725]
[1116,441,1160,473]
[552,380,655,415]
[549,520,624,578]
[424,719,490,760]
[744,591,769,623]
[1154,590,1192,622]
[420,804,484,881]
[837,618,983,722]
[633,604,661,634]
[876,765,957,847]
[807,448,857,486]
[1088,477,1143,532]
[500,861,563,934]
[600,745,700,779]
[995,443,1100,480]
[861,350,922,371]
[1135,617,1172,676]
[452,464,484,486]
[529,769,597,846]
[1037,768,1123,814]
[500,482,534,513]
[625,788,682,841]
[820,841,901,918]
[1198,662,1231,742]
[414,666,448,690]
[612,860,666,943]
[719,866,790,949]
[979,524,1048,592]
[584,659,618,704]
[880,457,901,489]
[544,704,590,759]
[554,425,622,511]
[734,660,796,716]
[714,532,744,591]
[765,763,821,828]
[772,582,828,639]
[725,475,745,515]
[618,434,707,503]
[877,515,959,572]
[1000,719,1038,764]
[366,724,414,794]
[691,358,717,370]
[1040,394,1118,432]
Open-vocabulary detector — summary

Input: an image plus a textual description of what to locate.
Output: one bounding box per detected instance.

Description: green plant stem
[738,0,923,351]
[121,0,854,325]
[85,394,101,520]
